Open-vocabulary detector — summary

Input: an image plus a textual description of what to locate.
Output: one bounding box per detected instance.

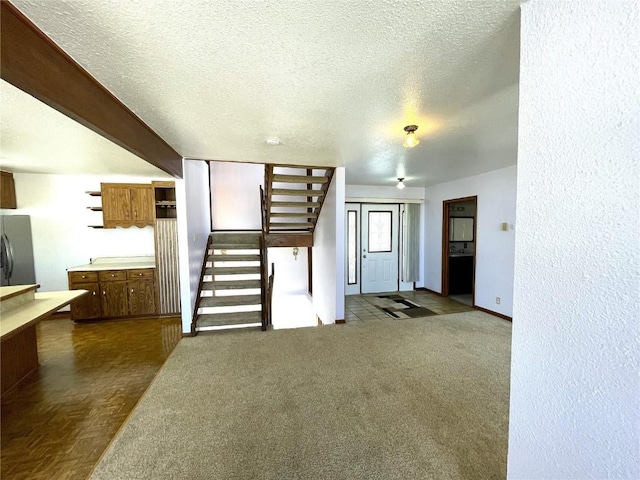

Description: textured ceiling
[0,80,170,177]
[6,0,521,187]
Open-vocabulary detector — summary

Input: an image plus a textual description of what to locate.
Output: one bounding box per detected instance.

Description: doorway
[441,196,477,306]
[345,203,400,294]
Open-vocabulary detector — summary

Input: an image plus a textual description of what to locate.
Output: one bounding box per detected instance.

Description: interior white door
[361,204,399,293]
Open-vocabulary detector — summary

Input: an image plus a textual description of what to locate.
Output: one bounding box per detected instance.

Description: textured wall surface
[313,168,345,323]
[508,1,639,478]
[176,160,211,333]
[424,166,517,317]
[210,162,263,230]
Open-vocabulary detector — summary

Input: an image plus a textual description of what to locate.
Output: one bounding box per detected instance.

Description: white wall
[210,161,263,229]
[508,2,639,479]
[313,167,345,323]
[424,166,517,317]
[8,173,164,292]
[346,184,426,291]
[177,159,212,333]
[267,247,308,295]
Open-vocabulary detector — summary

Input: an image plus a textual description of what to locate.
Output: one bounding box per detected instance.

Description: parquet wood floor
[1,316,182,480]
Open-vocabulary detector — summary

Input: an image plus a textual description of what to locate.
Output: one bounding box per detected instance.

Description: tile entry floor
[346,290,474,324]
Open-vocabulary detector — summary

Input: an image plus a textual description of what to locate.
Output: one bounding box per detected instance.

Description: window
[347,210,357,284]
[368,211,392,252]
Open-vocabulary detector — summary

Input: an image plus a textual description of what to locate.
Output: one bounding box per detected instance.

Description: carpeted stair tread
[201,279,261,290]
[272,174,328,184]
[211,243,260,249]
[272,188,325,197]
[196,311,262,327]
[270,212,318,218]
[271,201,321,208]
[209,233,260,247]
[206,266,261,275]
[269,222,314,229]
[209,254,261,262]
[199,295,262,307]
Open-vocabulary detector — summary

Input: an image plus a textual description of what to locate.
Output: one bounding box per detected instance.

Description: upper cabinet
[101,183,154,228]
[0,171,17,209]
[450,217,474,242]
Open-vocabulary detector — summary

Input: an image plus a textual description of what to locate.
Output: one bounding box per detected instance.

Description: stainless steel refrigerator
[0,215,36,286]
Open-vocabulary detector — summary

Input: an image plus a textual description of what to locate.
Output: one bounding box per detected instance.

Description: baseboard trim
[416,287,442,296]
[182,331,196,337]
[474,305,512,322]
[335,319,346,324]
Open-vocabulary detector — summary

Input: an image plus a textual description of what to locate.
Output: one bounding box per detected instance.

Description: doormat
[364,294,438,319]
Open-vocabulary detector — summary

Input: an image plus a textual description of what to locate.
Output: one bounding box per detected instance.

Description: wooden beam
[0,1,183,178]
[266,233,313,248]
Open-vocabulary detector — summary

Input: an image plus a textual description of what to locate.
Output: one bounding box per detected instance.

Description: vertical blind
[401,203,420,282]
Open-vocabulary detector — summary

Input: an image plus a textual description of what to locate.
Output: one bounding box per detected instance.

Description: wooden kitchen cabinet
[101,183,154,228]
[127,269,157,315]
[68,271,101,321]
[69,282,102,320]
[68,267,157,320]
[1,171,17,209]
[100,280,129,317]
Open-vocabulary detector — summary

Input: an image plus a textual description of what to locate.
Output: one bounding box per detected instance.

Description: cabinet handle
[138,273,143,276]
[92,291,96,296]
[131,288,134,293]
[82,275,87,279]
[103,291,106,295]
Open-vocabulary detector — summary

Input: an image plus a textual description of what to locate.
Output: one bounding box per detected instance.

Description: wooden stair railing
[260,185,268,331]
[264,164,335,240]
[267,262,275,328]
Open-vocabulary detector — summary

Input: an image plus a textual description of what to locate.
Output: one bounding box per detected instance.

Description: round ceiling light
[403,125,419,148]
[265,137,281,145]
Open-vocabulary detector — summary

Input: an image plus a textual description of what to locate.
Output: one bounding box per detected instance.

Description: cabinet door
[128,279,157,316]
[0,171,17,209]
[102,184,131,228]
[69,282,102,320]
[100,281,129,317]
[130,186,155,226]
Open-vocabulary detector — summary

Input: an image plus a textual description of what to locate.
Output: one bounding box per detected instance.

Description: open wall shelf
[154,184,177,219]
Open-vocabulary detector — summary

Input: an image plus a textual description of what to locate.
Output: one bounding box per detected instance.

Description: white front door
[361,204,399,293]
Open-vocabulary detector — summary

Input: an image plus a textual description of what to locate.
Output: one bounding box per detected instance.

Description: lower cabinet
[68,268,157,321]
[448,256,474,295]
[70,282,102,320]
[128,268,157,316]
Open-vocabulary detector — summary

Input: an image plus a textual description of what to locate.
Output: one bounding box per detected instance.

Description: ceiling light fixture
[265,137,281,145]
[403,125,419,148]
[397,178,405,190]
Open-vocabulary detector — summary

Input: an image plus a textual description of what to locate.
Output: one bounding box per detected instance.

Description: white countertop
[67,255,156,272]
[0,284,39,302]
[1,290,87,340]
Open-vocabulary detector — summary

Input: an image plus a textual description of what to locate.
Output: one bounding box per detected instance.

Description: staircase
[193,232,264,333]
[192,164,335,335]
[264,165,334,245]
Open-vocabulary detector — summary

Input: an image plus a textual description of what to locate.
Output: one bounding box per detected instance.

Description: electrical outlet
[496,297,501,305]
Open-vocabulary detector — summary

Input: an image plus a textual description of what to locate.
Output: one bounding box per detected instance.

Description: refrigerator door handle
[1,233,14,283]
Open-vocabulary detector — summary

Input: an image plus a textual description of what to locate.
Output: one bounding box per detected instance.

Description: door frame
[441,196,478,303]
[345,202,402,294]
